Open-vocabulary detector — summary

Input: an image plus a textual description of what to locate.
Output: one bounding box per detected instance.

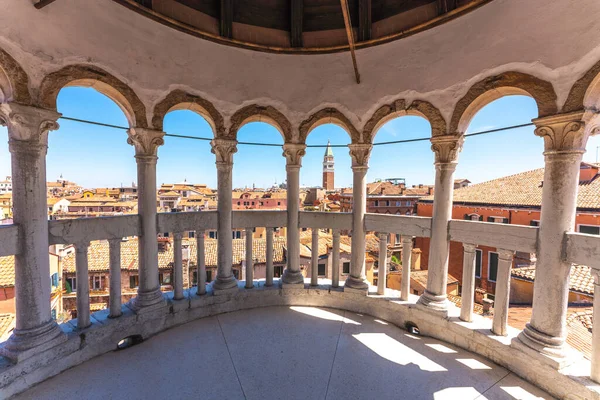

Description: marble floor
[15,306,553,400]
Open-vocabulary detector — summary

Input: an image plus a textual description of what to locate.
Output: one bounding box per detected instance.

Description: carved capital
[497,248,515,262]
[282,143,306,167]
[127,128,165,157]
[463,243,477,254]
[0,103,60,147]
[591,268,600,286]
[210,138,237,165]
[533,112,587,154]
[348,144,372,168]
[377,232,388,241]
[430,134,464,164]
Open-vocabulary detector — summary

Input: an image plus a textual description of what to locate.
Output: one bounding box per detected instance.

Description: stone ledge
[0,286,597,400]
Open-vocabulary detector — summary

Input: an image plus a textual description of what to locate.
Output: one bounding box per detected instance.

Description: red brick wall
[323,171,334,191]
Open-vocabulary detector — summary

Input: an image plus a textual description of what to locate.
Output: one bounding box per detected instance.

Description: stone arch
[363,99,446,142]
[299,108,360,144]
[450,72,558,134]
[152,89,225,137]
[38,65,148,128]
[227,104,292,142]
[0,48,32,105]
[564,59,600,112]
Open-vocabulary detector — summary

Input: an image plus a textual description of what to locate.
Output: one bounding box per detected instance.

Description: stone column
[265,227,274,287]
[173,232,184,300]
[492,249,514,336]
[0,103,65,360]
[400,236,413,301]
[516,111,591,362]
[331,230,341,288]
[108,238,122,318]
[345,144,372,291]
[127,128,166,311]
[417,135,463,312]
[377,233,388,295]
[211,138,238,293]
[460,243,477,322]
[245,227,254,289]
[281,143,306,286]
[591,269,600,383]
[196,231,206,295]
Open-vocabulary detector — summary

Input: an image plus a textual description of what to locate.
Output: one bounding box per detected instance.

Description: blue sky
[0,87,599,189]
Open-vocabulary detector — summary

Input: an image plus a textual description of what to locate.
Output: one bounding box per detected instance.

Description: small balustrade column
[517,112,592,360]
[74,242,91,329]
[460,243,477,322]
[173,232,184,300]
[0,103,64,359]
[311,228,319,286]
[332,230,341,288]
[401,236,413,301]
[127,128,166,311]
[108,239,122,318]
[245,228,254,288]
[196,231,206,295]
[591,270,600,382]
[282,143,306,286]
[345,144,372,291]
[417,135,464,312]
[377,233,388,295]
[492,249,514,336]
[211,139,238,293]
[265,227,274,287]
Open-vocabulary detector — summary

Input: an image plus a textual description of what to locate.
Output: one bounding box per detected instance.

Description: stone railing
[448,220,539,335]
[2,213,600,400]
[565,231,600,382]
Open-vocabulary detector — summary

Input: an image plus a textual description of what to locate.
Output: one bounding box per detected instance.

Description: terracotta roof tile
[0,313,15,341]
[422,164,600,209]
[511,265,594,296]
[0,256,15,287]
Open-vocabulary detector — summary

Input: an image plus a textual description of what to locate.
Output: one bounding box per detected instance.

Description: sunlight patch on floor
[433,387,481,399]
[500,386,547,399]
[456,358,493,370]
[353,333,447,372]
[426,343,458,354]
[289,306,361,325]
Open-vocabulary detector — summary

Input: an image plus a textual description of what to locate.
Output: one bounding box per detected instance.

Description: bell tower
[322,140,334,191]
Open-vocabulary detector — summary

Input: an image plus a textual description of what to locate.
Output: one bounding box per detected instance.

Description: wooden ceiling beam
[220,0,233,39]
[437,0,457,15]
[290,0,304,48]
[358,0,371,42]
[339,0,360,84]
[34,0,58,9]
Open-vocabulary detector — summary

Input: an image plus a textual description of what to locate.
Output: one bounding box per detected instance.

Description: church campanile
[322,140,334,191]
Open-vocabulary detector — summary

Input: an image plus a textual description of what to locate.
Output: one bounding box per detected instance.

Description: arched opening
[369,114,435,287]
[158,108,217,288]
[46,85,135,323]
[234,121,286,281]
[0,48,31,104]
[228,105,292,143]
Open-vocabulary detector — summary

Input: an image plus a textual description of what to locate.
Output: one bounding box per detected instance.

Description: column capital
[173,232,184,240]
[497,248,515,261]
[210,138,237,166]
[430,134,464,164]
[282,143,306,167]
[590,268,600,286]
[377,232,388,241]
[127,127,165,157]
[401,235,414,244]
[0,103,60,147]
[348,143,372,169]
[533,111,589,154]
[463,243,477,253]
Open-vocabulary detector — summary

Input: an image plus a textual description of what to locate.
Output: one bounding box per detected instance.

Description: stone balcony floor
[15,306,552,400]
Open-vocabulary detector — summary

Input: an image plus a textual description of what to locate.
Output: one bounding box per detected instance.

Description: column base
[130,288,166,313]
[343,275,369,290]
[512,323,580,369]
[213,275,238,295]
[0,319,66,362]
[281,268,304,285]
[416,290,449,313]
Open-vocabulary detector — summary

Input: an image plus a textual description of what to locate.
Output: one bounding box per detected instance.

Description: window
[206,270,213,282]
[192,271,198,285]
[51,272,59,288]
[374,200,379,207]
[163,232,169,237]
[386,201,390,206]
[475,249,482,278]
[130,275,139,289]
[237,201,240,205]
[188,231,195,238]
[66,277,77,291]
[233,231,241,239]
[274,266,283,277]
[159,272,171,285]
[488,252,499,282]
[395,234,401,244]
[277,202,281,206]
[579,225,600,235]
[318,263,326,276]
[530,220,540,227]
[396,201,401,207]
[209,231,217,239]
[342,262,350,274]
[92,275,102,290]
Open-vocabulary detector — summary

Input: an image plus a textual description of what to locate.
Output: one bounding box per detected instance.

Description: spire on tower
[324,140,333,157]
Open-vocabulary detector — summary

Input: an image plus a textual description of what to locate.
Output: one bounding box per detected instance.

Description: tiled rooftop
[511,265,594,296]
